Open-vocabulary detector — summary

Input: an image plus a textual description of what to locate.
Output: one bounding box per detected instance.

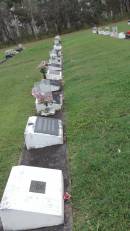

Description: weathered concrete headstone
[24,117,63,149]
[46,70,63,81]
[0,166,64,230]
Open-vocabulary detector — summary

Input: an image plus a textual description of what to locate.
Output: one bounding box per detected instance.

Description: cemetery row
[92,23,130,40]
[0,36,67,230]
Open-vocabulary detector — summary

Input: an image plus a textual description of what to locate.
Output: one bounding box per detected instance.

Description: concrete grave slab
[24,117,63,150]
[0,166,64,230]
[46,70,63,80]
[35,92,63,115]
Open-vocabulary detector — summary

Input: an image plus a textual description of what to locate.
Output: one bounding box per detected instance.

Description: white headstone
[118,32,126,39]
[48,63,62,71]
[46,70,63,80]
[92,26,97,34]
[111,26,118,38]
[24,116,63,150]
[0,165,64,230]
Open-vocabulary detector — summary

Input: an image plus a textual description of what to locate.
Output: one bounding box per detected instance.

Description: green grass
[0,38,53,195]
[0,20,130,230]
[63,22,130,230]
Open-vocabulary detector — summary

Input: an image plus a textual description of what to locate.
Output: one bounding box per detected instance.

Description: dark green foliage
[0,0,130,43]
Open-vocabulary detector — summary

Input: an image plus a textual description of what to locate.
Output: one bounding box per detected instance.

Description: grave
[0,165,64,230]
[103,26,111,36]
[32,82,55,116]
[92,26,97,34]
[54,44,62,52]
[50,49,62,59]
[35,92,63,116]
[54,35,61,45]
[15,44,24,53]
[110,26,118,38]
[49,56,63,66]
[98,27,105,35]
[33,79,61,92]
[5,49,17,59]
[46,70,63,80]
[48,63,62,71]
[50,49,58,57]
[32,81,62,116]
[24,116,63,150]
[118,32,126,39]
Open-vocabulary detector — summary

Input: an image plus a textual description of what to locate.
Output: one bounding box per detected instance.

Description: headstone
[35,92,63,115]
[46,70,63,80]
[92,26,97,34]
[111,26,118,38]
[0,165,64,230]
[54,35,62,44]
[48,63,62,71]
[49,56,63,66]
[104,26,111,36]
[118,32,125,39]
[24,116,63,149]
[98,27,104,35]
[54,44,62,52]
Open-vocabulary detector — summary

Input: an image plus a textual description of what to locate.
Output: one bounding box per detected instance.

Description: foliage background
[0,0,130,45]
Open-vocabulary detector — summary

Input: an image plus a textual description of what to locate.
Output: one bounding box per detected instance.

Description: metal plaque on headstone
[34,117,59,136]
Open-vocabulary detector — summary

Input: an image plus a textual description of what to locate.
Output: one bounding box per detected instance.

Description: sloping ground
[0,20,130,230]
[0,39,72,230]
[63,24,130,230]
[0,38,53,196]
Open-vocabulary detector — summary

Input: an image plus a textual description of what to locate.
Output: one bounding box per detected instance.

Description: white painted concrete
[118,32,126,39]
[46,70,63,80]
[24,116,63,150]
[0,166,64,230]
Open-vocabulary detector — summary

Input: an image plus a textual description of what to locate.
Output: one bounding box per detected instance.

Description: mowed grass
[0,21,130,230]
[0,38,52,196]
[63,22,130,230]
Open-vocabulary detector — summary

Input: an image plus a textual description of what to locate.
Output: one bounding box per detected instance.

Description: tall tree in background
[0,0,130,44]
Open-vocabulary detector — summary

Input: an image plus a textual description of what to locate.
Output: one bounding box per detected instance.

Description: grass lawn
[0,20,130,230]
[63,21,130,230]
[0,38,52,196]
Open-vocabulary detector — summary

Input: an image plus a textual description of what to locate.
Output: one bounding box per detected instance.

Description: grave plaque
[34,117,59,136]
[29,180,46,194]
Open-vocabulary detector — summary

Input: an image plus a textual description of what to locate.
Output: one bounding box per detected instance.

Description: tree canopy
[0,0,130,44]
